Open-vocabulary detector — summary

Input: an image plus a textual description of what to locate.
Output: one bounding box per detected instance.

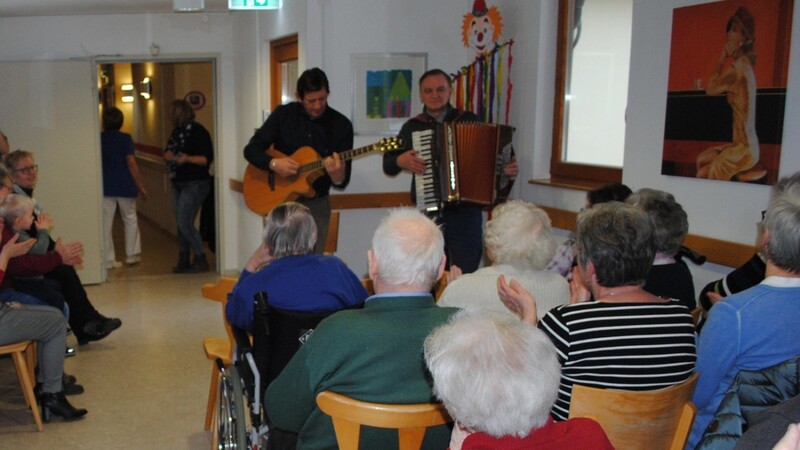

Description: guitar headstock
[374,136,404,153]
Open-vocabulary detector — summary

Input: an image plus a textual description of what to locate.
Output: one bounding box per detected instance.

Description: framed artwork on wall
[351,53,427,135]
[661,0,793,185]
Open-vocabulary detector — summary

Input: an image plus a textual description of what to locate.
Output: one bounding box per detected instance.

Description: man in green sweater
[266,208,458,450]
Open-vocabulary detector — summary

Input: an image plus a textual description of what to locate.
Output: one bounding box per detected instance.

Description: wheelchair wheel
[216,365,248,450]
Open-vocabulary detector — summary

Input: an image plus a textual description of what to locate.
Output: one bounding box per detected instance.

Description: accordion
[413,122,515,212]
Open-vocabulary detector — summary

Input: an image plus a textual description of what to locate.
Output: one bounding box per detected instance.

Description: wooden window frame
[550,0,621,186]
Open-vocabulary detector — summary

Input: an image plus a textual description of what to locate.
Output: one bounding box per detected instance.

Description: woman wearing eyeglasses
[3,150,122,345]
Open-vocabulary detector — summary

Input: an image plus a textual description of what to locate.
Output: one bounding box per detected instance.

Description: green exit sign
[229,0,281,9]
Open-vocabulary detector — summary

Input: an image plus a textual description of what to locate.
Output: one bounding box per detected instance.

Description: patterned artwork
[351,54,426,134]
[365,69,412,119]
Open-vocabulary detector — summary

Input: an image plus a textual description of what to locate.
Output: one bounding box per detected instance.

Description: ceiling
[0,0,232,17]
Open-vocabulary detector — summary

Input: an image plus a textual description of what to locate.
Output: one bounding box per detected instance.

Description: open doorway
[97,59,218,279]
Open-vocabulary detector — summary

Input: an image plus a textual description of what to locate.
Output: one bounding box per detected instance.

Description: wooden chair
[201,276,238,430]
[323,211,340,255]
[316,391,452,450]
[0,340,43,431]
[568,372,699,450]
[691,307,704,327]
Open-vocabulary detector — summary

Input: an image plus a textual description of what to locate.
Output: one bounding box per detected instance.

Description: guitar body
[243,146,324,216]
[242,137,403,216]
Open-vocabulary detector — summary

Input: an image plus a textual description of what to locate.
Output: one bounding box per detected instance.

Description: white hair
[763,171,800,273]
[424,310,561,438]
[0,193,34,225]
[484,200,556,270]
[371,208,444,291]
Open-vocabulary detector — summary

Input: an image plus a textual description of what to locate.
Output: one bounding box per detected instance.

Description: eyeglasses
[14,165,38,174]
[761,210,766,221]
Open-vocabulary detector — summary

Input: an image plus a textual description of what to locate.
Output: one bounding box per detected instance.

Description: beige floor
[0,216,224,449]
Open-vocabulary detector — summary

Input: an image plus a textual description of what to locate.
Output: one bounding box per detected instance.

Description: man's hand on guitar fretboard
[324,152,346,184]
[270,157,300,178]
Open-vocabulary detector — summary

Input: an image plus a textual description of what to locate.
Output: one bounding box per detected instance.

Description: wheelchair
[214,291,334,450]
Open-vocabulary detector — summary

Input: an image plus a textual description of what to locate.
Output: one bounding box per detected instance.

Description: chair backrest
[201,276,238,357]
[316,390,452,450]
[250,292,336,399]
[569,372,699,450]
[324,210,340,255]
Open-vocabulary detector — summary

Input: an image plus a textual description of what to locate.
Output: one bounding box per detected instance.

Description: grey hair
[763,171,800,273]
[262,202,317,259]
[424,310,561,438]
[626,188,688,256]
[576,202,656,287]
[0,193,34,225]
[371,208,444,291]
[484,200,556,270]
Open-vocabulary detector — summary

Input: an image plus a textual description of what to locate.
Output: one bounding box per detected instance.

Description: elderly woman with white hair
[225,202,367,332]
[438,200,568,319]
[424,310,613,449]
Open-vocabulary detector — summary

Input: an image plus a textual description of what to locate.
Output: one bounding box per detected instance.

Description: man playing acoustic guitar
[243,67,353,253]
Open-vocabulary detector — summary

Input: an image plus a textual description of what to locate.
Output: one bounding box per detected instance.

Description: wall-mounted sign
[228,0,281,10]
[184,91,206,110]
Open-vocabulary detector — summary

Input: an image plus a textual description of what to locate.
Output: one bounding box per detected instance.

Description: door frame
[269,34,299,110]
[94,54,221,278]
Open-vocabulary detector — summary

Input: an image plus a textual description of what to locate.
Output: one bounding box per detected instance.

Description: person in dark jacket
[164,99,213,273]
[383,68,517,274]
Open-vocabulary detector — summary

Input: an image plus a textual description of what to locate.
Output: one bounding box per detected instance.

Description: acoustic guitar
[242,136,403,216]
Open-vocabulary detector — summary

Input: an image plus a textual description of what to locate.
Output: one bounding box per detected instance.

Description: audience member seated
[226,202,367,332]
[439,200,568,320]
[698,208,767,315]
[0,217,87,421]
[547,183,632,278]
[5,150,122,344]
[0,167,69,319]
[687,171,800,449]
[735,395,800,450]
[626,188,696,309]
[498,202,697,421]
[424,309,614,450]
[764,422,800,450]
[265,208,458,450]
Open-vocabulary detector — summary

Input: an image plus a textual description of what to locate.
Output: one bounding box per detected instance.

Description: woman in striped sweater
[498,202,697,421]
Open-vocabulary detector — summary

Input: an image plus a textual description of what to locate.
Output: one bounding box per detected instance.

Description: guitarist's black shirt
[243,102,354,197]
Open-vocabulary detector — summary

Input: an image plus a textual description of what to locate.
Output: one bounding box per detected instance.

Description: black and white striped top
[539,299,697,421]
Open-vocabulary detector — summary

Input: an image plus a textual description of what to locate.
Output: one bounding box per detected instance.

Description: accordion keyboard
[412,129,440,212]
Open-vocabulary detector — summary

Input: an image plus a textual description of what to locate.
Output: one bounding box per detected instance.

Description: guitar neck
[299,143,380,174]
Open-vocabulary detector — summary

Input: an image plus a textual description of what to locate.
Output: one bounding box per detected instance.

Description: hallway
[0,217,224,448]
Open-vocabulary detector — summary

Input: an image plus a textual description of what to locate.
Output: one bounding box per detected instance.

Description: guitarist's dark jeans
[298,196,330,254]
